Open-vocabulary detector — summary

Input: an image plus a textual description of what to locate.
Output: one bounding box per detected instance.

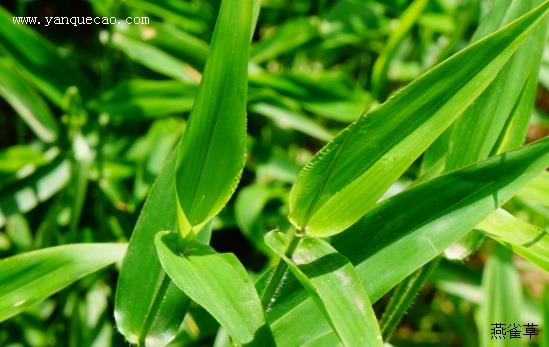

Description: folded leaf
[156,231,276,346]
[265,232,383,347]
[114,153,190,347]
[0,243,126,322]
[477,208,548,271]
[175,0,252,231]
[289,1,549,237]
[265,137,549,346]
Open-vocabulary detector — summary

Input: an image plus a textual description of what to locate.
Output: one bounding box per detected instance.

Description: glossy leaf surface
[156,231,275,346]
[175,0,252,229]
[265,232,383,347]
[289,2,549,237]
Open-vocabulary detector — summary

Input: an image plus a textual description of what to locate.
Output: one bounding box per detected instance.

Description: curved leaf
[175,0,253,231]
[0,243,126,322]
[265,232,383,347]
[156,231,276,346]
[288,1,549,237]
[265,137,549,346]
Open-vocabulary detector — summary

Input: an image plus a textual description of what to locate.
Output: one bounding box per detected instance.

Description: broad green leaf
[370,0,428,99]
[479,246,524,347]
[250,103,333,141]
[155,231,276,346]
[265,137,549,346]
[0,243,126,322]
[0,157,70,228]
[265,232,383,347]
[111,33,198,84]
[0,59,59,143]
[92,79,196,121]
[114,153,190,347]
[0,7,92,105]
[175,0,252,231]
[476,209,549,271]
[289,1,549,237]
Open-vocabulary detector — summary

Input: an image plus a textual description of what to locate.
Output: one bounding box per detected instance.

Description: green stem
[260,230,300,310]
[380,258,441,341]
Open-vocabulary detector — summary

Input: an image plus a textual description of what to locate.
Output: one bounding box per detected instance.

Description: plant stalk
[380,258,441,341]
[260,230,301,310]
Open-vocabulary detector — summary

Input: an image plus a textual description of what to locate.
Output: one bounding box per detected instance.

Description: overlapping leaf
[289,1,549,237]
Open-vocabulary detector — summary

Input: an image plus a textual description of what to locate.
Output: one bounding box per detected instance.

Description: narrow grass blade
[0,7,92,105]
[289,1,549,237]
[0,59,59,142]
[265,232,383,347]
[111,33,198,83]
[114,153,190,347]
[265,137,549,346]
[0,243,126,322]
[370,0,428,99]
[175,0,252,231]
[92,79,196,121]
[156,231,276,346]
[479,246,524,347]
[477,209,548,271]
[517,171,549,206]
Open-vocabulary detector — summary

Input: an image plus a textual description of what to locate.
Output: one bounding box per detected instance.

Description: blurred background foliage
[0,0,547,346]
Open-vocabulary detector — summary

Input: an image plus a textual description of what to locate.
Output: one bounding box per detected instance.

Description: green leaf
[479,246,524,347]
[155,231,276,346]
[370,0,428,99]
[265,137,549,346]
[441,0,547,171]
[0,7,92,106]
[265,232,383,347]
[114,153,190,347]
[111,33,198,84]
[175,0,252,231]
[0,59,59,143]
[92,79,196,121]
[0,243,126,322]
[517,171,549,206]
[476,208,549,271]
[288,1,549,237]
[543,286,549,347]
[250,103,333,141]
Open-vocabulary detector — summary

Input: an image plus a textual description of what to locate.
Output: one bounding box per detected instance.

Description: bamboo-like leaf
[0,243,126,322]
[289,1,549,237]
[264,138,549,346]
[0,7,92,105]
[175,0,252,231]
[114,153,190,347]
[155,231,276,346]
[479,246,524,347]
[476,208,548,271]
[0,59,59,143]
[265,232,383,347]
